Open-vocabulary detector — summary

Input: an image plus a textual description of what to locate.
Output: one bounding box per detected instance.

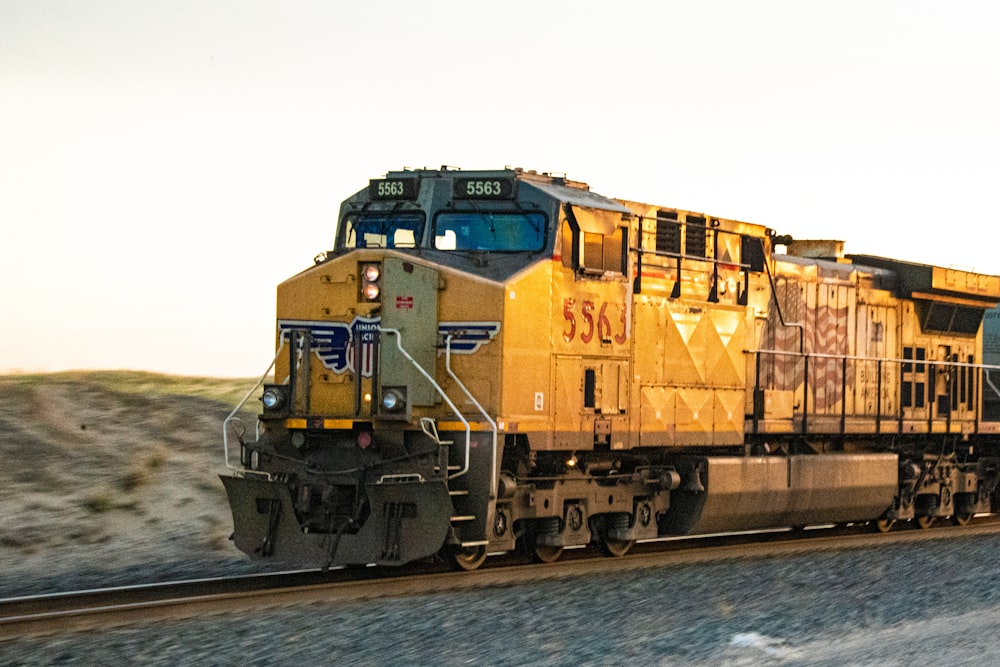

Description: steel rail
[4,517,1000,640]
[0,569,360,640]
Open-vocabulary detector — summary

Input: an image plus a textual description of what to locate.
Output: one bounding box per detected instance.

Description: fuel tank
[662,453,898,534]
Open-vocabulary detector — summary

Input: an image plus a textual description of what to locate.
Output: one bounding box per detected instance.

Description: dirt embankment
[0,372,265,595]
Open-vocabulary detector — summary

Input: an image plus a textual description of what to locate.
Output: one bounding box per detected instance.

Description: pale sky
[3,1,999,377]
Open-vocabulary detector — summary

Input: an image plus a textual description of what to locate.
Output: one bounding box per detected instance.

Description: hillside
[0,372,270,596]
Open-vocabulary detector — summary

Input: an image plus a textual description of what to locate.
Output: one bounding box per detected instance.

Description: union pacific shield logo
[277,318,499,377]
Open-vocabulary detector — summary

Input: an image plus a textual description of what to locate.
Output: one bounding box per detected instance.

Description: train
[221,166,1000,571]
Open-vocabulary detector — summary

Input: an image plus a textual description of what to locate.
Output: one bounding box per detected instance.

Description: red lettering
[580,301,595,343]
[562,298,576,342]
[562,298,629,346]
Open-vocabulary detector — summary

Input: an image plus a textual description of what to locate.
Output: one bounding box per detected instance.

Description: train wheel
[916,515,935,530]
[447,544,487,571]
[522,518,564,563]
[600,538,635,558]
[952,513,974,527]
[532,543,564,564]
[873,518,895,533]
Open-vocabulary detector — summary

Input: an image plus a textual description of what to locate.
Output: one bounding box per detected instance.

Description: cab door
[551,204,633,452]
[934,342,976,427]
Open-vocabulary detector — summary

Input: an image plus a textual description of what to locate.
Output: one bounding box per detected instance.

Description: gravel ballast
[5,532,1000,666]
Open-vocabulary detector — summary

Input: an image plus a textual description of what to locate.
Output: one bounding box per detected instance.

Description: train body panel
[221,167,1000,569]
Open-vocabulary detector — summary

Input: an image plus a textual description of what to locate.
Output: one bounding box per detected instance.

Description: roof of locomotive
[379,166,632,214]
[777,247,1000,306]
[848,253,1000,305]
[775,251,894,288]
[522,179,632,214]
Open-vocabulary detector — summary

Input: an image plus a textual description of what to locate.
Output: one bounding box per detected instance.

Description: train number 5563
[563,298,627,345]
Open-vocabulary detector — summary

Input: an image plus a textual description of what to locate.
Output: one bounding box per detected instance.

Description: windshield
[341,212,425,249]
[433,212,546,252]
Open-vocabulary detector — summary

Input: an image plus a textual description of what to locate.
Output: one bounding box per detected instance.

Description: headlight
[381,388,405,412]
[359,262,382,302]
[261,386,286,410]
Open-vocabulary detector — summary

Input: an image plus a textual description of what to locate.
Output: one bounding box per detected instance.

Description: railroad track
[5,517,999,640]
[0,569,385,640]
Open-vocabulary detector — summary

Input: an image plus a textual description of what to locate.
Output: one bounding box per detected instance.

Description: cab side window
[564,206,628,276]
[582,227,626,275]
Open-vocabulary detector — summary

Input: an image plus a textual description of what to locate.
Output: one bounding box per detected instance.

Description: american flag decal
[764,284,853,411]
[277,318,500,377]
[349,317,381,377]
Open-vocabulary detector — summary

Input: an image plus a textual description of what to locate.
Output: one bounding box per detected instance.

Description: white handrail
[380,327,471,480]
[444,334,499,498]
[748,348,1000,370]
[222,338,285,472]
[986,369,1000,401]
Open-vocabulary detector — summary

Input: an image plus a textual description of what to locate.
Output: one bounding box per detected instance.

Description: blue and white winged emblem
[278,316,379,376]
[278,317,499,377]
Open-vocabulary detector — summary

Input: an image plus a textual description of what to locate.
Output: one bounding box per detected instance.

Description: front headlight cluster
[261,385,289,412]
[381,388,404,412]
[360,262,382,302]
[380,387,407,416]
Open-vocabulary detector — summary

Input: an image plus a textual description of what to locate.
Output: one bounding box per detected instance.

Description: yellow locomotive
[221,167,1000,570]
